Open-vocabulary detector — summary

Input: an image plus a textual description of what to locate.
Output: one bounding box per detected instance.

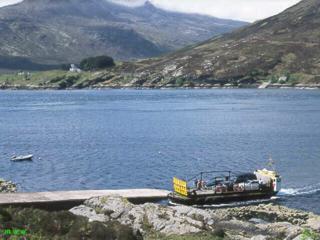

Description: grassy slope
[0,207,138,240]
[0,66,319,89]
[0,70,101,89]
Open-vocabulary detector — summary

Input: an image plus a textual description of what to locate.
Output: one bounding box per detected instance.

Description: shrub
[60,64,71,71]
[301,229,320,240]
[175,78,184,87]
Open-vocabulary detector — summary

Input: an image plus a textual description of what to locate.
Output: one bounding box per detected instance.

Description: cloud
[0,0,301,22]
[110,0,300,22]
[0,0,23,7]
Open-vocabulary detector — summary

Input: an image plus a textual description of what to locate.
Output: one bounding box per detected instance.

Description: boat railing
[187,171,233,183]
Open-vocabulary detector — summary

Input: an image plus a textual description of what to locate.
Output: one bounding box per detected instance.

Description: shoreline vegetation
[0,179,319,239]
[0,69,320,90]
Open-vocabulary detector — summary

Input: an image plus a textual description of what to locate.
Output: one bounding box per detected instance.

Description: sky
[0,0,301,22]
[112,0,301,22]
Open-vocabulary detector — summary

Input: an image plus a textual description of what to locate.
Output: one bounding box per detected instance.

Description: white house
[69,64,82,73]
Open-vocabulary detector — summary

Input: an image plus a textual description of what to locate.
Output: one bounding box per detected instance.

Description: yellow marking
[173,177,188,196]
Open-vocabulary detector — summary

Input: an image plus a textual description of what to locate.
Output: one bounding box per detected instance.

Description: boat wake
[279,183,320,196]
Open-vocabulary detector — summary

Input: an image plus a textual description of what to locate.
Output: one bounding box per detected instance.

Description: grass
[0,70,99,89]
[301,229,320,240]
[0,207,137,240]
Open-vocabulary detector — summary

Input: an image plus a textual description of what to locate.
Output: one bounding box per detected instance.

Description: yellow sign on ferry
[173,177,188,196]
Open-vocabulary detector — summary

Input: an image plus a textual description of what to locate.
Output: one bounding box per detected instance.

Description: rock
[173,205,216,226]
[146,204,203,235]
[5,207,139,240]
[214,203,309,225]
[212,227,225,238]
[292,235,307,240]
[0,178,17,193]
[69,205,109,222]
[249,218,269,225]
[216,219,263,237]
[250,235,268,240]
[305,216,320,232]
[258,222,302,239]
[70,196,320,239]
[71,195,215,236]
[86,195,133,218]
[162,64,177,75]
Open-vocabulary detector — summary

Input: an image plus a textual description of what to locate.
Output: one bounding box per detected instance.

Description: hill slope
[116,0,320,87]
[0,0,246,70]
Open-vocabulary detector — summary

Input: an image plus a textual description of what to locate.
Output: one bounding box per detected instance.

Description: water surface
[1,89,320,213]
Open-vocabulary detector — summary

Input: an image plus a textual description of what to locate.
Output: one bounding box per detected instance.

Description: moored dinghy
[11,154,33,162]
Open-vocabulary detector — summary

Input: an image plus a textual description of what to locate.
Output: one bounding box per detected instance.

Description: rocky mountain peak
[144,0,155,8]
[0,0,246,69]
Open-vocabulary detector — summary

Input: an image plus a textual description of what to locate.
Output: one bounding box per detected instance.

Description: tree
[80,56,115,71]
[60,63,70,71]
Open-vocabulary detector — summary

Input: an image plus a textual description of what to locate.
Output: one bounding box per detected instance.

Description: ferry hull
[168,190,277,206]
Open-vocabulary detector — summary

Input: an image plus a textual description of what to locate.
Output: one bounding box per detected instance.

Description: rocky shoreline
[1,69,320,91]
[0,83,320,90]
[69,195,320,240]
[0,180,319,239]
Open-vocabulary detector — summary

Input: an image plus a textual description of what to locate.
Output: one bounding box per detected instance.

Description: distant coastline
[1,69,319,91]
[1,84,319,90]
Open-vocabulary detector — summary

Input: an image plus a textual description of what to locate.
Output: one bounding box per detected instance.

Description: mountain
[0,0,246,70]
[116,0,320,87]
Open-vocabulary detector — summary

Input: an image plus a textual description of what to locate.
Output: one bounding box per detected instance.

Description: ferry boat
[168,169,281,205]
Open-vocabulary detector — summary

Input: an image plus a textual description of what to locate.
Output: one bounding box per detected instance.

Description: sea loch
[0,89,320,213]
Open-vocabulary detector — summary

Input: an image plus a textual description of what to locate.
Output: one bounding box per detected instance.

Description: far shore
[1,82,320,91]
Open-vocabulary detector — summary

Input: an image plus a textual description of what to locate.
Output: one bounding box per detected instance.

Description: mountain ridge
[0,0,246,70]
[108,0,320,87]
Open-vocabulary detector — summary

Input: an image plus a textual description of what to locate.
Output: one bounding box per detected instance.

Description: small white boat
[11,154,33,161]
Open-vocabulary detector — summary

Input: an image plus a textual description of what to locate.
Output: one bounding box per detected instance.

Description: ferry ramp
[0,189,170,210]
